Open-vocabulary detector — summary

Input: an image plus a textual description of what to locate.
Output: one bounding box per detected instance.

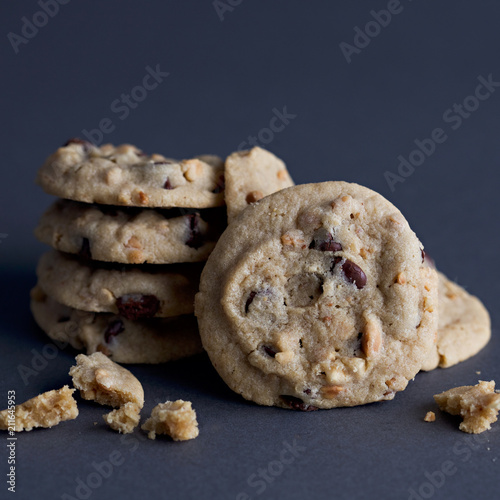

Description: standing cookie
[195,182,438,409]
[224,147,294,222]
[421,271,491,371]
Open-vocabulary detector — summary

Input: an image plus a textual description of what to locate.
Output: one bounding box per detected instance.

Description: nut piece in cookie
[69,352,144,408]
[103,402,141,434]
[141,400,199,441]
[434,380,500,434]
[0,386,78,432]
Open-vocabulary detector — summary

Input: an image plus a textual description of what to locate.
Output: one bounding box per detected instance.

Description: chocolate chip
[309,230,342,252]
[185,213,203,249]
[279,395,318,411]
[79,238,92,261]
[330,256,342,273]
[342,260,367,289]
[422,249,436,268]
[245,291,257,313]
[104,319,124,343]
[57,316,70,323]
[63,138,93,154]
[421,248,425,263]
[154,161,172,165]
[262,345,277,358]
[303,388,311,395]
[212,174,225,194]
[63,138,91,147]
[164,178,173,190]
[116,294,160,320]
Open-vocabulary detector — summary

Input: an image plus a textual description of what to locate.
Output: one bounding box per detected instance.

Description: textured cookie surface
[35,199,226,264]
[36,250,201,318]
[31,287,203,364]
[224,147,294,222]
[422,271,491,371]
[195,182,438,409]
[36,140,225,208]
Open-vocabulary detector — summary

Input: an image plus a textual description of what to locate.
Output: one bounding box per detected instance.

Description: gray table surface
[1,1,499,499]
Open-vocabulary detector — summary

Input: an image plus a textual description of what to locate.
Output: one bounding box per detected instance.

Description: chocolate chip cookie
[36,140,225,208]
[195,181,438,409]
[31,286,203,364]
[36,250,201,319]
[421,271,491,371]
[35,199,226,264]
[224,147,294,222]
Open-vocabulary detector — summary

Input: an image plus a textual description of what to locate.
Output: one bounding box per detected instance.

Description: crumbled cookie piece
[434,380,500,434]
[69,352,144,408]
[103,402,141,434]
[141,400,199,441]
[0,386,78,432]
[424,411,436,422]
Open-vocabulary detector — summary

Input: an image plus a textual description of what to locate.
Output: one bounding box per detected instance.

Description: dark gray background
[1,1,499,499]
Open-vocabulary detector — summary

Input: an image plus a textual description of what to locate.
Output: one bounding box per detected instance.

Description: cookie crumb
[103,402,141,434]
[0,386,78,432]
[69,352,144,408]
[141,400,198,441]
[476,371,481,375]
[424,411,436,422]
[434,380,500,434]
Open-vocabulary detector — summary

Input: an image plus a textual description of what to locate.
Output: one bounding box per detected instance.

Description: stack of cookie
[31,139,227,363]
[31,140,295,364]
